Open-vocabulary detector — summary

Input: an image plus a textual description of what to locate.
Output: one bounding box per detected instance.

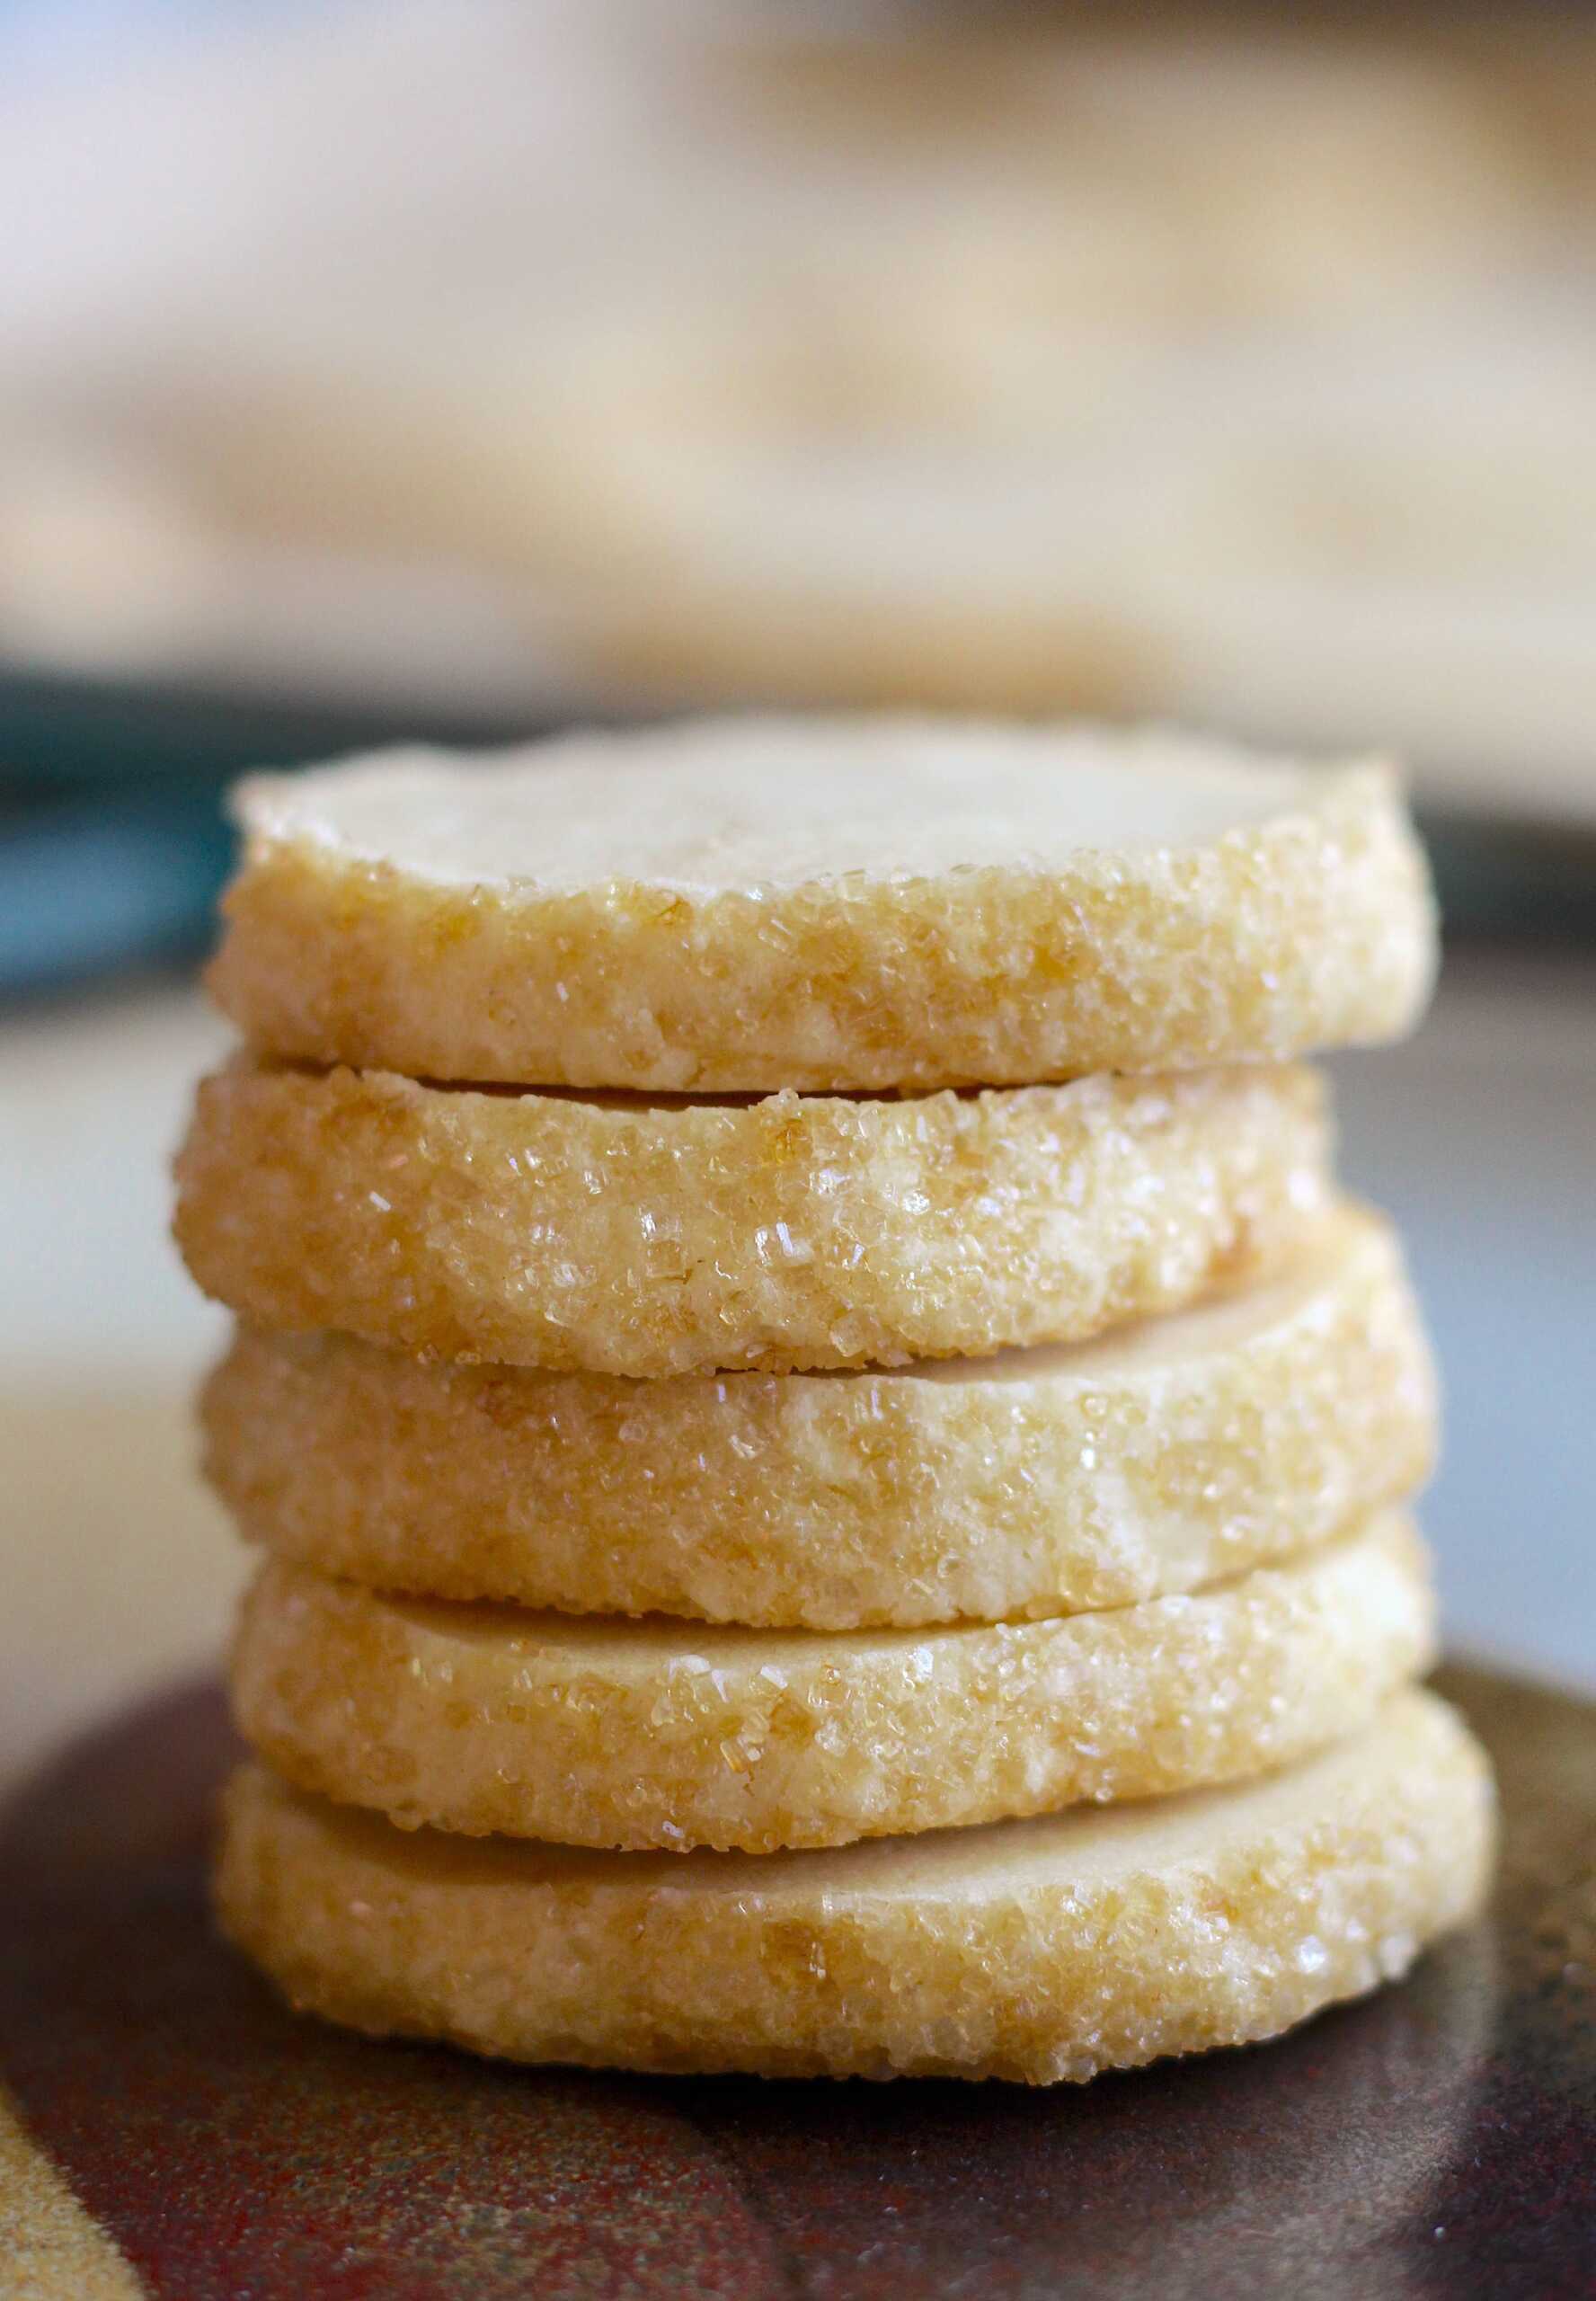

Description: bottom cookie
[216,1689,1493,2083]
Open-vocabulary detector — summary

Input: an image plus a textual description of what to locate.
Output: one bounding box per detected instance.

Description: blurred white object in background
[0,985,239,1790]
[1,0,1594,819]
[1135,312,1596,820]
[0,428,220,671]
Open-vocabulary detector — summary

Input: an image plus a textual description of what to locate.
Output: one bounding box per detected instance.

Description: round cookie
[214,1688,1494,2083]
[174,1057,1332,1379]
[203,1205,1433,1626]
[206,722,1435,1092]
[174,1058,1331,1379]
[229,1515,1433,1852]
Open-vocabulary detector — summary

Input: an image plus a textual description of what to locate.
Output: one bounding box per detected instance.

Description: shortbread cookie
[215,1688,1494,2082]
[230,1515,1433,1852]
[203,1206,1432,1626]
[174,1058,1330,1377]
[206,723,1435,1092]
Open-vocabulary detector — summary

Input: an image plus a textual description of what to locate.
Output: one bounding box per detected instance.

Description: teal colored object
[0,667,551,995]
[0,784,235,991]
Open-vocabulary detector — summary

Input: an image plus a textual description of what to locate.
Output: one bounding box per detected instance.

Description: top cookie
[208,717,1435,1091]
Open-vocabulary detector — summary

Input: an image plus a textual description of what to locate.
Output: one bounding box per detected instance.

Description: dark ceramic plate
[1,1663,1592,2301]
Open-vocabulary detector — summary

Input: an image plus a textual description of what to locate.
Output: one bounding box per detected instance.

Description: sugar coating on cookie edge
[208,717,1437,1090]
[228,1514,1437,1851]
[202,1204,1436,1624]
[173,1060,1333,1376]
[214,1690,1494,2083]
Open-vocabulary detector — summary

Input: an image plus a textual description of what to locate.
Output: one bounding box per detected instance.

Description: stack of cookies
[174,717,1494,2085]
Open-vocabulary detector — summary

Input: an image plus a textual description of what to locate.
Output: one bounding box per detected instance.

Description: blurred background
[1,0,1592,1791]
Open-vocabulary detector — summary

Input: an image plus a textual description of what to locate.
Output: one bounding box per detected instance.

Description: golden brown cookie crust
[173,1059,1333,1377]
[229,1516,1435,1852]
[214,1690,1494,2082]
[207,724,1435,1092]
[203,1206,1433,1625]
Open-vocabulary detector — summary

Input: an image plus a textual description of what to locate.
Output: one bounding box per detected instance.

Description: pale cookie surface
[215,1689,1494,2083]
[205,1206,1433,1626]
[174,1060,1331,1377]
[207,721,1435,1091]
[230,1515,1433,1852]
